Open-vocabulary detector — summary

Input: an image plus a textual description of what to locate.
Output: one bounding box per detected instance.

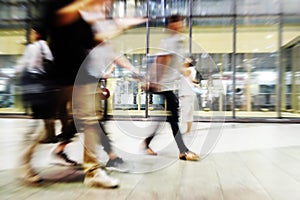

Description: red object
[99,88,110,99]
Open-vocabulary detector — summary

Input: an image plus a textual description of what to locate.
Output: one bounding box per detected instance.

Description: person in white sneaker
[43,0,142,187]
[46,0,141,172]
[73,0,144,174]
[42,0,122,188]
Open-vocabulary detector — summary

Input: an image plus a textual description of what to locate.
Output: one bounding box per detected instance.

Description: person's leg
[144,133,157,155]
[48,86,77,165]
[186,121,192,133]
[98,122,118,159]
[31,94,57,144]
[185,95,195,133]
[179,96,190,133]
[98,121,130,173]
[163,91,199,160]
[163,91,189,154]
[53,141,70,154]
[169,121,189,153]
[73,83,119,187]
[82,120,102,173]
[50,140,77,166]
[20,119,44,183]
[99,122,113,155]
[39,118,57,143]
[142,92,158,155]
[57,86,75,139]
[59,100,69,134]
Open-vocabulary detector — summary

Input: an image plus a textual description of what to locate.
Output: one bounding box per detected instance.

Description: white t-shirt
[80,10,120,78]
[189,66,197,82]
[16,40,53,73]
[178,71,196,97]
[84,43,121,78]
[156,34,188,92]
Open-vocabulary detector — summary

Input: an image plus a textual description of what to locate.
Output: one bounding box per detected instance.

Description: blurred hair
[32,23,47,40]
[186,56,197,67]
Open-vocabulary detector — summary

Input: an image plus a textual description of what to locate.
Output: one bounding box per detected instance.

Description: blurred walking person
[43,0,142,188]
[16,25,58,183]
[144,15,200,161]
[179,57,198,133]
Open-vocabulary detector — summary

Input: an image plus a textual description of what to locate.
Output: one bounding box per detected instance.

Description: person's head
[30,24,47,42]
[184,56,197,68]
[166,15,185,32]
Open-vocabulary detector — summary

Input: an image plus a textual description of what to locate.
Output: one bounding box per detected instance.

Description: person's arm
[114,55,146,80]
[94,29,124,43]
[55,0,106,26]
[40,41,54,61]
[102,63,116,79]
[94,18,147,43]
[114,55,135,72]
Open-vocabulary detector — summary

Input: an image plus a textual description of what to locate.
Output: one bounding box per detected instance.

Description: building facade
[0,0,300,121]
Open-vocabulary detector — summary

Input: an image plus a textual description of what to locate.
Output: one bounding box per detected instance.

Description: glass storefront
[0,0,300,120]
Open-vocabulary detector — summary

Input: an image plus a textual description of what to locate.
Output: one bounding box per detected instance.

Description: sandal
[146,147,157,156]
[143,139,157,156]
[179,151,200,161]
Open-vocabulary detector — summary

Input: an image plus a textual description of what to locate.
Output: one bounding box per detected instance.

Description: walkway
[1,118,300,199]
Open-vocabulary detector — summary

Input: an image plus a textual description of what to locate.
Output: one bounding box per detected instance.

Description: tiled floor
[1,118,300,199]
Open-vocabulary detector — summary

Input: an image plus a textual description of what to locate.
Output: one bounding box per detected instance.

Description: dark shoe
[106,157,130,173]
[39,137,58,144]
[179,151,200,161]
[56,132,76,142]
[49,151,78,166]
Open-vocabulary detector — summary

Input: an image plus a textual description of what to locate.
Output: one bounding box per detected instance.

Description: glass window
[282,0,300,15]
[237,0,281,15]
[191,17,232,112]
[281,16,300,118]
[234,16,279,116]
[0,1,28,113]
[193,0,234,16]
[0,0,300,120]
[0,2,27,20]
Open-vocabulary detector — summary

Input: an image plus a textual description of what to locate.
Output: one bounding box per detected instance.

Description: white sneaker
[84,169,120,188]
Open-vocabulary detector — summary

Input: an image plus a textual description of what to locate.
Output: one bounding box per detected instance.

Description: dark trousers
[145,91,188,153]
